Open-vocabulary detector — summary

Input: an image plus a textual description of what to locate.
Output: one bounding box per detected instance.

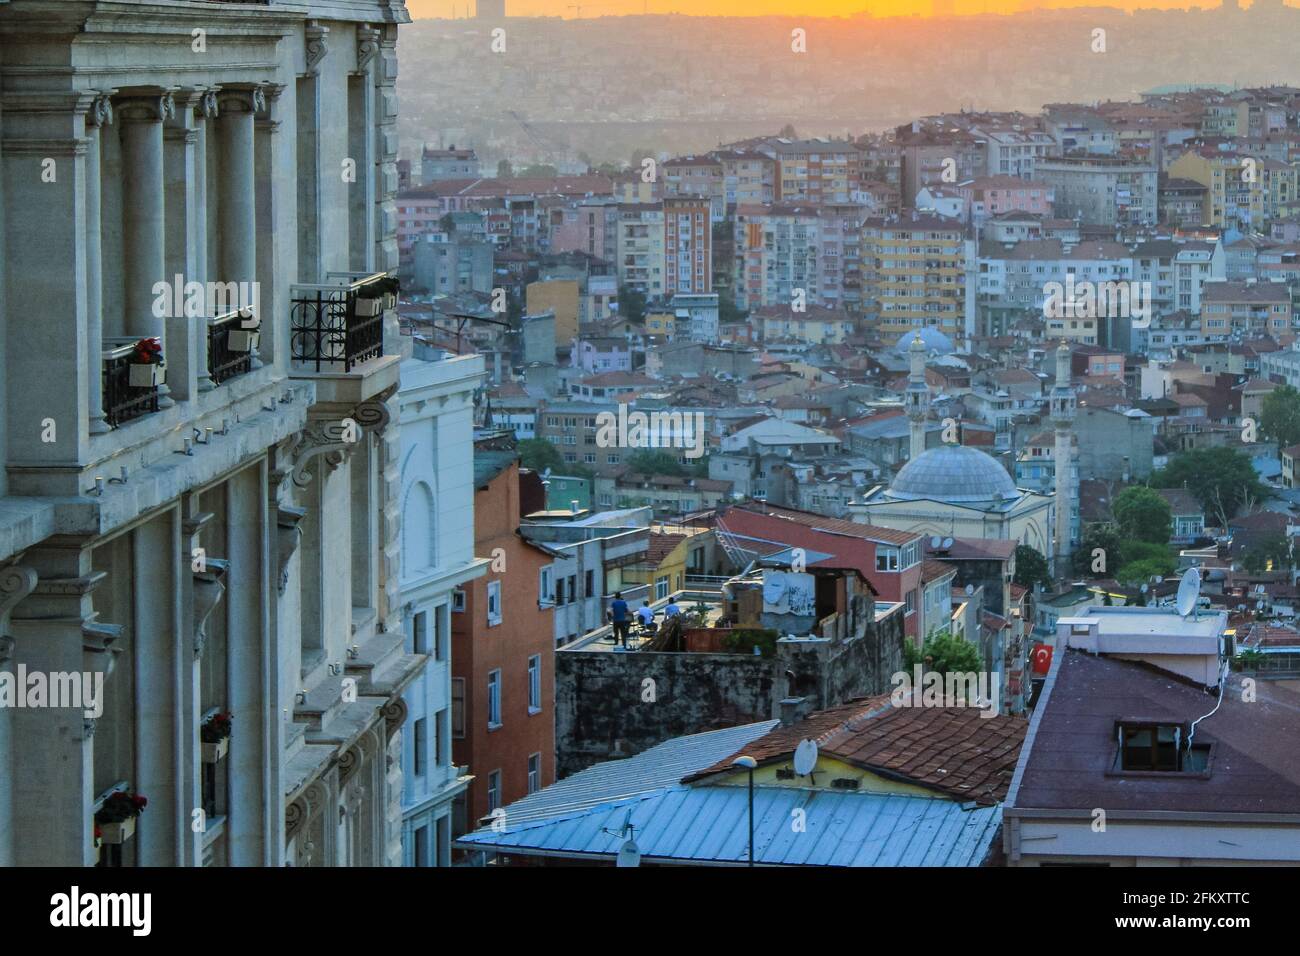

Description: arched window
[402,481,436,576]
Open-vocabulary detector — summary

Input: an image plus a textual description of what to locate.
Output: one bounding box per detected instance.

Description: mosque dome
[888,445,1019,504]
[894,327,956,356]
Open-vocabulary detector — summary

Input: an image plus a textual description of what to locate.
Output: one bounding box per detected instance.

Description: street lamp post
[731,754,757,867]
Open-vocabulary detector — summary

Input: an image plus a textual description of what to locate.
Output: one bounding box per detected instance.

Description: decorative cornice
[0,563,37,661]
[198,88,220,120]
[215,86,264,115]
[87,92,116,129]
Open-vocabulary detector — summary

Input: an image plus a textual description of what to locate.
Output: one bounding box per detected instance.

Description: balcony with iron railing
[206,307,260,386]
[102,338,164,429]
[289,271,401,406]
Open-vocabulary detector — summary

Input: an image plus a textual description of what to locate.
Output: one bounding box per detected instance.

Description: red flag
[1030,643,1054,675]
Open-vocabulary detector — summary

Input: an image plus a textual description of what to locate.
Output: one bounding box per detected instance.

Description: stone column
[118,89,176,407]
[255,84,285,368]
[218,86,265,369]
[5,547,118,867]
[164,89,206,403]
[195,89,220,392]
[86,92,116,435]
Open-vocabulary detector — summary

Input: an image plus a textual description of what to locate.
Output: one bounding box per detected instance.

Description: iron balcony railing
[290,272,396,372]
[207,308,257,386]
[102,340,162,428]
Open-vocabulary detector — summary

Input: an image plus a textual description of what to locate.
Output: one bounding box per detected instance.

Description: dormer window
[1114,721,1211,774]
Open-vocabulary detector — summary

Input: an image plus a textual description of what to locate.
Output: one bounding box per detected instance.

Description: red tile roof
[687,697,1028,805]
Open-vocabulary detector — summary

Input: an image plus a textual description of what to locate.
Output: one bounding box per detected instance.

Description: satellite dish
[1176,567,1202,618]
[616,839,641,868]
[942,537,954,549]
[762,571,788,605]
[793,739,818,776]
[1140,583,1149,594]
[1154,575,1164,585]
[965,584,975,597]
[930,535,942,549]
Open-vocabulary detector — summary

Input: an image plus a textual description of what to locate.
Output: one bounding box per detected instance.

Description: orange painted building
[451,443,557,826]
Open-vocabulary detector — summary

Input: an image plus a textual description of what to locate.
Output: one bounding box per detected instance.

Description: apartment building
[662,155,726,222]
[397,349,486,866]
[421,145,479,183]
[451,443,556,828]
[1035,155,1158,226]
[896,131,987,201]
[0,0,414,866]
[1168,149,1300,230]
[733,203,821,311]
[663,196,712,296]
[862,213,968,341]
[958,176,1055,228]
[970,126,1056,179]
[1200,279,1291,337]
[762,138,863,204]
[616,203,665,298]
[713,149,776,209]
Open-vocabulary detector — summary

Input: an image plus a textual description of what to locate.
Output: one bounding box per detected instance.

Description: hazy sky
[411,0,1214,18]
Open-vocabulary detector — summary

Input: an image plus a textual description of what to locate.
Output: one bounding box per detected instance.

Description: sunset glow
[410,0,1218,19]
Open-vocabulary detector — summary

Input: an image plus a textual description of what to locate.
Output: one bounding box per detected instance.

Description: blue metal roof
[490,720,779,827]
[456,785,1001,867]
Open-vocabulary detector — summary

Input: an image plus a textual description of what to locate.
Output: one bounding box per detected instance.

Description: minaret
[1051,340,1076,576]
[906,334,929,461]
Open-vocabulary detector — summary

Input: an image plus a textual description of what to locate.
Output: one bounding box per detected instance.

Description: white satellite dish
[965,584,975,597]
[793,739,818,776]
[762,571,788,605]
[616,839,641,868]
[930,535,942,549]
[1154,575,1164,585]
[1175,567,1202,618]
[942,537,954,549]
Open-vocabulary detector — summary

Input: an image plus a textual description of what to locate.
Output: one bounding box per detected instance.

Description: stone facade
[0,0,417,867]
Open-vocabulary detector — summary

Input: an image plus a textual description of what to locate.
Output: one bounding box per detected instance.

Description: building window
[414,824,430,867]
[527,754,541,794]
[528,654,542,714]
[452,589,466,613]
[876,548,899,571]
[585,569,595,597]
[412,610,428,654]
[413,717,427,777]
[487,770,502,812]
[435,606,448,661]
[487,580,502,626]
[904,589,917,614]
[451,678,465,739]
[655,575,669,600]
[555,577,566,606]
[487,669,502,728]
[434,709,446,768]
[540,566,554,605]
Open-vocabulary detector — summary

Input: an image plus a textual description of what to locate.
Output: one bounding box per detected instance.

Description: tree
[1242,532,1294,573]
[496,159,513,179]
[1152,447,1266,526]
[625,449,686,478]
[516,163,558,178]
[717,287,747,325]
[1112,486,1172,545]
[903,630,983,675]
[1013,545,1051,589]
[518,438,563,475]
[618,284,648,323]
[1074,523,1123,578]
[1115,557,1175,585]
[1260,384,1300,450]
[778,123,799,140]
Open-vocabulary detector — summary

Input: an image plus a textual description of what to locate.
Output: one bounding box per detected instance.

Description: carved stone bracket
[117,90,176,124]
[197,88,220,121]
[381,697,407,741]
[305,21,330,75]
[192,558,230,657]
[356,25,381,73]
[275,505,307,596]
[82,620,124,738]
[88,91,116,130]
[0,562,37,663]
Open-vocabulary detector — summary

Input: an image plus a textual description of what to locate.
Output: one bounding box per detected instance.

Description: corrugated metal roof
[484,720,778,827]
[456,786,1001,867]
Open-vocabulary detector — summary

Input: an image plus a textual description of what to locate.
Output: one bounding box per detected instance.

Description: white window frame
[487,580,502,626]
[527,754,541,794]
[539,566,554,606]
[452,589,466,613]
[487,669,502,729]
[487,770,502,812]
[528,654,542,714]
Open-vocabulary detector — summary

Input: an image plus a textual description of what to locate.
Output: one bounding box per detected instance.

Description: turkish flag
[1030,643,1054,675]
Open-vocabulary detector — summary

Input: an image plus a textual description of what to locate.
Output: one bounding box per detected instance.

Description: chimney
[779,696,809,726]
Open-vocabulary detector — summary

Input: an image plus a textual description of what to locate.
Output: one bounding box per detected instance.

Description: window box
[100,817,135,845]
[201,737,229,764]
[227,329,260,353]
[128,363,166,388]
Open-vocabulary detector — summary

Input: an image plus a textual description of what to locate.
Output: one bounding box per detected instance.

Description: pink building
[959,176,1054,227]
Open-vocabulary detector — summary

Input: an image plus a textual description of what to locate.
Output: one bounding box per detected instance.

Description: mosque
[849,335,1076,572]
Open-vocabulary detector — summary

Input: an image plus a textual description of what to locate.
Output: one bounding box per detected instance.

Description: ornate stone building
[0,0,417,865]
